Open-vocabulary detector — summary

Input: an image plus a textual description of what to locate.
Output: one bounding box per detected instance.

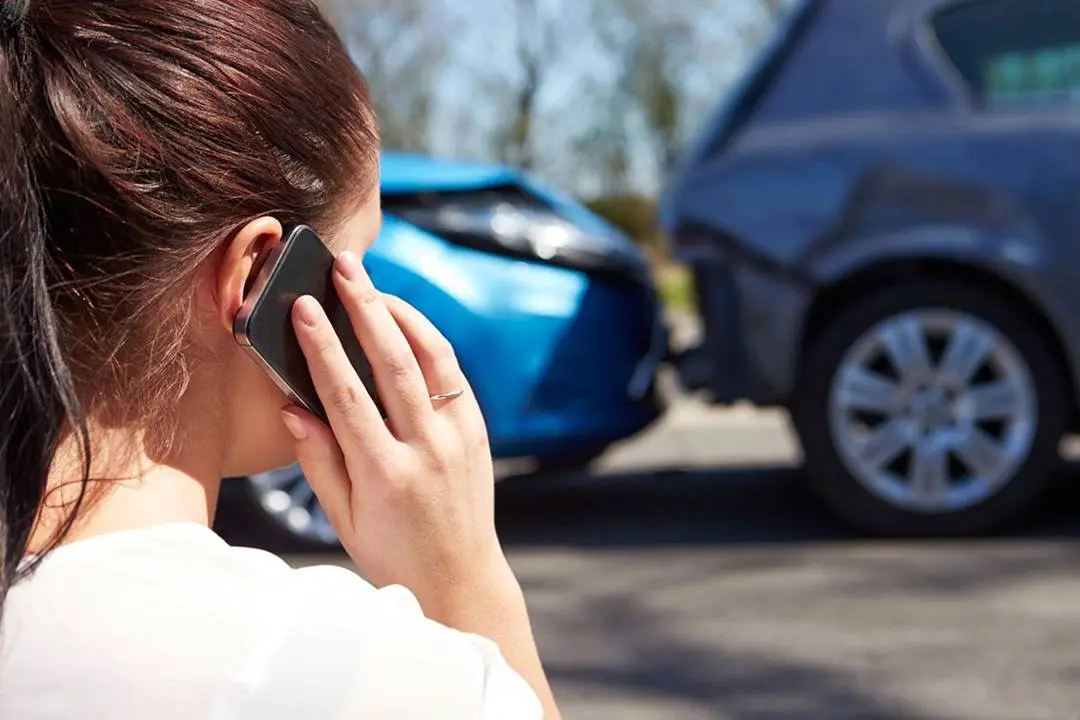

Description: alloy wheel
[828,309,1037,514]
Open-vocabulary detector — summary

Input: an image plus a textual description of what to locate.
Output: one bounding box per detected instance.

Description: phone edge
[232,224,324,418]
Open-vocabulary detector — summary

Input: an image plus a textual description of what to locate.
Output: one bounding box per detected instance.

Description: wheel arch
[799,257,1079,426]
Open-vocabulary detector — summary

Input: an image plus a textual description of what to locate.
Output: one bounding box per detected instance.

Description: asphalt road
[291,402,1080,720]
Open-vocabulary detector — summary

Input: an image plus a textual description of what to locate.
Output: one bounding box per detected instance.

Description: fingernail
[280,408,309,440]
[294,296,320,328]
[335,251,362,281]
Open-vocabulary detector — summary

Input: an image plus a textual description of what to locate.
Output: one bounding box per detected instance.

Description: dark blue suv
[663,0,1080,535]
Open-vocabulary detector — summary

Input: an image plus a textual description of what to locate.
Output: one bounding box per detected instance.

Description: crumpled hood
[379,152,633,246]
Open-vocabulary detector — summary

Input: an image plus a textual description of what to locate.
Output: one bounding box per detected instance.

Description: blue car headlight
[389,190,650,281]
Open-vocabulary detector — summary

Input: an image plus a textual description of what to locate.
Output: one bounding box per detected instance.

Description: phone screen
[234,224,380,422]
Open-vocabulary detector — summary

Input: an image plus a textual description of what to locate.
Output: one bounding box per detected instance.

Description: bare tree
[589,0,702,178]
[317,0,448,151]
[312,0,796,193]
[568,96,634,197]
[762,0,794,20]
[593,0,796,183]
[628,25,692,175]
[489,0,564,170]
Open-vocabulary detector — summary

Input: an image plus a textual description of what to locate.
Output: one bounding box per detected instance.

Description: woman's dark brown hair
[0,0,378,607]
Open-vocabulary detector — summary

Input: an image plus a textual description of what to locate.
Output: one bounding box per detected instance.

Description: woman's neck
[28,416,226,554]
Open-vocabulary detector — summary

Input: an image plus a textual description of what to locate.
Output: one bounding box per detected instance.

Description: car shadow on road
[495,462,1080,548]
[542,591,943,720]
[498,465,1080,719]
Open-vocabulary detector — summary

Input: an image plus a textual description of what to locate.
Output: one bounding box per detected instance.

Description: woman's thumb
[279,406,352,532]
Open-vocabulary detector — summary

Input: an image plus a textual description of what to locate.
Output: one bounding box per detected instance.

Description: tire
[215,468,340,554]
[792,279,1069,537]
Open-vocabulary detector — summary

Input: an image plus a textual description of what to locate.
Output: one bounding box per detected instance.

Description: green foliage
[585,194,660,248]
[656,263,695,311]
[585,193,697,311]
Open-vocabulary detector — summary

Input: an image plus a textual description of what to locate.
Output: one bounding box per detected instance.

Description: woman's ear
[213,216,283,333]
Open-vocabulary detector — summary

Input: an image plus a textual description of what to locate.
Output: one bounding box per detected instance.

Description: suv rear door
[929,0,1080,251]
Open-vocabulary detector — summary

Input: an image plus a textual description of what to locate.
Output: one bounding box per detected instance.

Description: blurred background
[315,0,794,309]
[216,1,1080,717]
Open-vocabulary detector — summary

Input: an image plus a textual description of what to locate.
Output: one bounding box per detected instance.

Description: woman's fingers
[279,404,354,536]
[382,294,469,399]
[291,295,387,449]
[333,251,432,437]
[382,294,487,443]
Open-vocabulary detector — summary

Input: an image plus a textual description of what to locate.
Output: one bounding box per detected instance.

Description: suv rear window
[933,0,1080,108]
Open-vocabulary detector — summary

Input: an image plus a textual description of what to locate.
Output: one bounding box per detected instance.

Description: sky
[343,0,792,195]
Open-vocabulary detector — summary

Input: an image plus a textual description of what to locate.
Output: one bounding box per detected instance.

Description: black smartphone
[233,223,380,423]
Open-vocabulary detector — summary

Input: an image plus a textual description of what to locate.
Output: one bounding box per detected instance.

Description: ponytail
[0,16,89,611]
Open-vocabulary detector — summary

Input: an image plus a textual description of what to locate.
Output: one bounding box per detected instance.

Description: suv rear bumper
[678,260,759,404]
[675,258,806,406]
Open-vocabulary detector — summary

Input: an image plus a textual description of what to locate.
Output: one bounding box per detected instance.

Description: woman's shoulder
[225,563,543,720]
[4,523,388,656]
[1,524,542,719]
[13,522,297,596]
[7,521,419,639]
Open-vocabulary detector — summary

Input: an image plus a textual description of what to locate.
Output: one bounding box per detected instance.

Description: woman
[0,1,561,718]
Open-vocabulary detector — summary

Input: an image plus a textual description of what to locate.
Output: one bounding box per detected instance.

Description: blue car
[217,152,668,549]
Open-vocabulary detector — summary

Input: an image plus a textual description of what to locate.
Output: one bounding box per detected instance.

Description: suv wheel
[793,279,1068,536]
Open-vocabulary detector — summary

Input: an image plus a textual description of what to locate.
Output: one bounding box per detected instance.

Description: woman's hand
[278,249,564,719]
[277,250,507,604]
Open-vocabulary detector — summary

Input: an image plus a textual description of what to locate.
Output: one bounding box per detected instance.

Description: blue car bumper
[367,217,667,460]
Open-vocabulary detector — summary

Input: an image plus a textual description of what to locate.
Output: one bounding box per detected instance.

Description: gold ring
[429,390,464,402]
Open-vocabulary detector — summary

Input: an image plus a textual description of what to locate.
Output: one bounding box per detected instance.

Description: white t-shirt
[0,523,543,720]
